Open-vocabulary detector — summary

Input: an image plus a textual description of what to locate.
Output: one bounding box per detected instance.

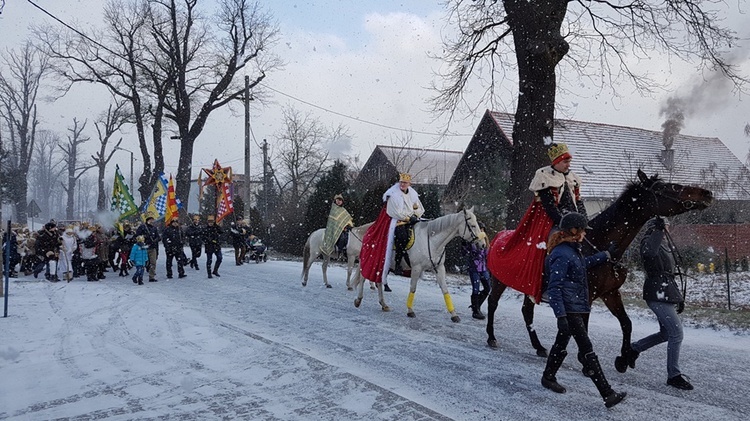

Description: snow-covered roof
[376,145,463,186]
[490,112,750,200]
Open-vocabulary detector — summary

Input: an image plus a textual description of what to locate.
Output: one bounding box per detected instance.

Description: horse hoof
[451,315,460,323]
[370,285,375,290]
[347,287,353,291]
[407,311,416,318]
[301,282,307,287]
[487,339,498,348]
[382,306,391,312]
[354,298,362,308]
[325,284,332,289]
[536,348,548,358]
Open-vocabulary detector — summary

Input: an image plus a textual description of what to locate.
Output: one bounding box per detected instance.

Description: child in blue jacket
[129,236,149,285]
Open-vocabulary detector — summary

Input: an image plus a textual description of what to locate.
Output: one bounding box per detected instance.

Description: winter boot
[212,261,221,277]
[541,347,568,394]
[207,266,213,279]
[132,274,138,284]
[138,276,144,285]
[583,352,626,408]
[614,347,640,373]
[470,294,486,320]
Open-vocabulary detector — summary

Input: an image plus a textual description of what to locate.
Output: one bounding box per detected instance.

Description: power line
[262,84,473,137]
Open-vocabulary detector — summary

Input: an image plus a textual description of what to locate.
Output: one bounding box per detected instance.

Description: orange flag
[165,175,180,224]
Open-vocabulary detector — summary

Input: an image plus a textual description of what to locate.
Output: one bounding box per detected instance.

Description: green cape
[321,204,353,255]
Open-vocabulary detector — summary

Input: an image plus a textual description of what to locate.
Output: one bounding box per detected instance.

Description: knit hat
[333,194,344,201]
[548,143,572,166]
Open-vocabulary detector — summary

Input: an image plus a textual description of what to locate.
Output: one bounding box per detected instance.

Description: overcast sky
[1,0,748,183]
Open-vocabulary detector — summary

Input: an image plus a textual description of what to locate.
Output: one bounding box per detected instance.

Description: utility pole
[244,75,251,220]
[262,138,268,220]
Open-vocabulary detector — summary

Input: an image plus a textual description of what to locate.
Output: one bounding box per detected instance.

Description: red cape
[487,201,554,303]
[360,206,391,284]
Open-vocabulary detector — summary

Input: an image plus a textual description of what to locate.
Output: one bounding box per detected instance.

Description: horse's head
[635,169,714,217]
[459,207,486,248]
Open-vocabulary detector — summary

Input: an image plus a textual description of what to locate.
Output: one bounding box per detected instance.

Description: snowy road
[2,254,749,420]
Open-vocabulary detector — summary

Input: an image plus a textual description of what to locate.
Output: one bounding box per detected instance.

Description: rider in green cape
[321,194,354,256]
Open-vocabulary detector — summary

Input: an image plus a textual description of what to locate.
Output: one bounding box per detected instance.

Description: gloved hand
[652,217,666,230]
[606,241,618,261]
[46,251,55,258]
[557,317,570,336]
[409,215,419,224]
[677,301,685,314]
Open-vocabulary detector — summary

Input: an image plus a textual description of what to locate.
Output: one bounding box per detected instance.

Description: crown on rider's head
[548,142,572,165]
[399,173,412,183]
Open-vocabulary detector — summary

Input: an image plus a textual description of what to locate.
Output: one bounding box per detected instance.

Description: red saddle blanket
[487,201,553,303]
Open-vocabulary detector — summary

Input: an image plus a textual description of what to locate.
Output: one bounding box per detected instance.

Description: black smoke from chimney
[660,97,685,150]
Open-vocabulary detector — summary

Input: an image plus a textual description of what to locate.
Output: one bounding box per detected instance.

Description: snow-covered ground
[2,249,749,420]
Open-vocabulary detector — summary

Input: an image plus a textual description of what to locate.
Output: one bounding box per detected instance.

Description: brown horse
[485,170,713,361]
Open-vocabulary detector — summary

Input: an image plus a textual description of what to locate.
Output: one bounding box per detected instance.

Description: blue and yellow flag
[140,173,168,221]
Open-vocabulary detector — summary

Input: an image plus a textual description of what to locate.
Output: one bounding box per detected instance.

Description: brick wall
[670,224,750,260]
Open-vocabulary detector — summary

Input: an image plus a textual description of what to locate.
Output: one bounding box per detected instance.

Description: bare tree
[0,41,49,222]
[272,107,343,205]
[147,0,281,211]
[434,0,745,226]
[59,118,94,219]
[29,130,65,220]
[34,0,159,201]
[91,100,134,211]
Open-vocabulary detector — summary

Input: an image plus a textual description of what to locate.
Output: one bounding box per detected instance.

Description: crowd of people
[1,215,266,285]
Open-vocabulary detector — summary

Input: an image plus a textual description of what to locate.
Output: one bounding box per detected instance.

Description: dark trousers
[394,224,412,269]
[189,244,202,266]
[166,252,185,277]
[550,313,594,362]
[206,249,222,269]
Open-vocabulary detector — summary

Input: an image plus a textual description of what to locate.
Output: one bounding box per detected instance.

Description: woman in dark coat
[615,217,693,390]
[541,212,626,408]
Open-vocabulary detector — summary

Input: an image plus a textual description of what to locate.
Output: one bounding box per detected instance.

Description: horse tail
[301,237,311,280]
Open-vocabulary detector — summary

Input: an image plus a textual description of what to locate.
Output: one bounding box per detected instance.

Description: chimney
[661,148,674,171]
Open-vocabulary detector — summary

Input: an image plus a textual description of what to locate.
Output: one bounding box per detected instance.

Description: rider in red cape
[360,173,425,288]
[488,142,586,303]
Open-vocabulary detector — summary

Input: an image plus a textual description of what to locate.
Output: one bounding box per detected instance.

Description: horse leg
[600,289,633,364]
[486,277,507,348]
[322,256,332,288]
[435,265,460,323]
[354,272,365,308]
[378,282,390,311]
[521,295,547,357]
[406,271,420,318]
[346,255,354,290]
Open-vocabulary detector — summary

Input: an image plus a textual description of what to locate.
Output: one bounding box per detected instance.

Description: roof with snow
[489,112,750,201]
[374,145,463,186]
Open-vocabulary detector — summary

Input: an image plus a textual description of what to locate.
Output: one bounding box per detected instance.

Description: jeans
[134,266,145,280]
[468,269,490,295]
[632,300,684,378]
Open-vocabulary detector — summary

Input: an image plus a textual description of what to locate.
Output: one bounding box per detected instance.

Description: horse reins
[425,210,480,274]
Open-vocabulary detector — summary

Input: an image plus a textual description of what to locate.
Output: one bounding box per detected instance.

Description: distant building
[355,145,463,193]
[444,110,750,221]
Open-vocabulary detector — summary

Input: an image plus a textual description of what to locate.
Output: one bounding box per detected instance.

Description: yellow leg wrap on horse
[443,293,455,313]
[407,292,415,308]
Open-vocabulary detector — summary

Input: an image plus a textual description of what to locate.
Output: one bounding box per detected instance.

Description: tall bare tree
[434,0,745,225]
[0,41,49,222]
[59,118,94,219]
[91,100,134,211]
[148,0,281,211]
[34,0,159,202]
[30,130,65,220]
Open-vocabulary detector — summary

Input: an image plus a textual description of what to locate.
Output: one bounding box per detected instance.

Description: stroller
[244,236,268,264]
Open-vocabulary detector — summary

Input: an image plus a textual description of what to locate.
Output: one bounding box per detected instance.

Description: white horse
[352,207,484,322]
[301,222,374,289]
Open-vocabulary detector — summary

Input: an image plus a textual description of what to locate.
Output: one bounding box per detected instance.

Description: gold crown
[399,173,412,182]
[547,143,570,162]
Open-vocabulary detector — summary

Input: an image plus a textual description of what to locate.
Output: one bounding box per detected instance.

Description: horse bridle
[425,210,481,274]
[461,209,481,243]
[648,181,698,210]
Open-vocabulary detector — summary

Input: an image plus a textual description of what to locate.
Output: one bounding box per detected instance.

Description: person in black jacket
[33,222,62,281]
[162,219,187,279]
[135,217,161,282]
[615,217,693,390]
[185,215,204,270]
[229,221,247,266]
[203,215,223,278]
[541,212,625,408]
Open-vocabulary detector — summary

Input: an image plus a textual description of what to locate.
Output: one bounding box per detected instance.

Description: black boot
[212,261,221,277]
[615,347,640,373]
[207,266,213,279]
[583,352,626,408]
[470,294,486,320]
[541,348,568,394]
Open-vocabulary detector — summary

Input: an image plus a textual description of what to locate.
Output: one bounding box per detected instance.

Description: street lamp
[114,146,135,189]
